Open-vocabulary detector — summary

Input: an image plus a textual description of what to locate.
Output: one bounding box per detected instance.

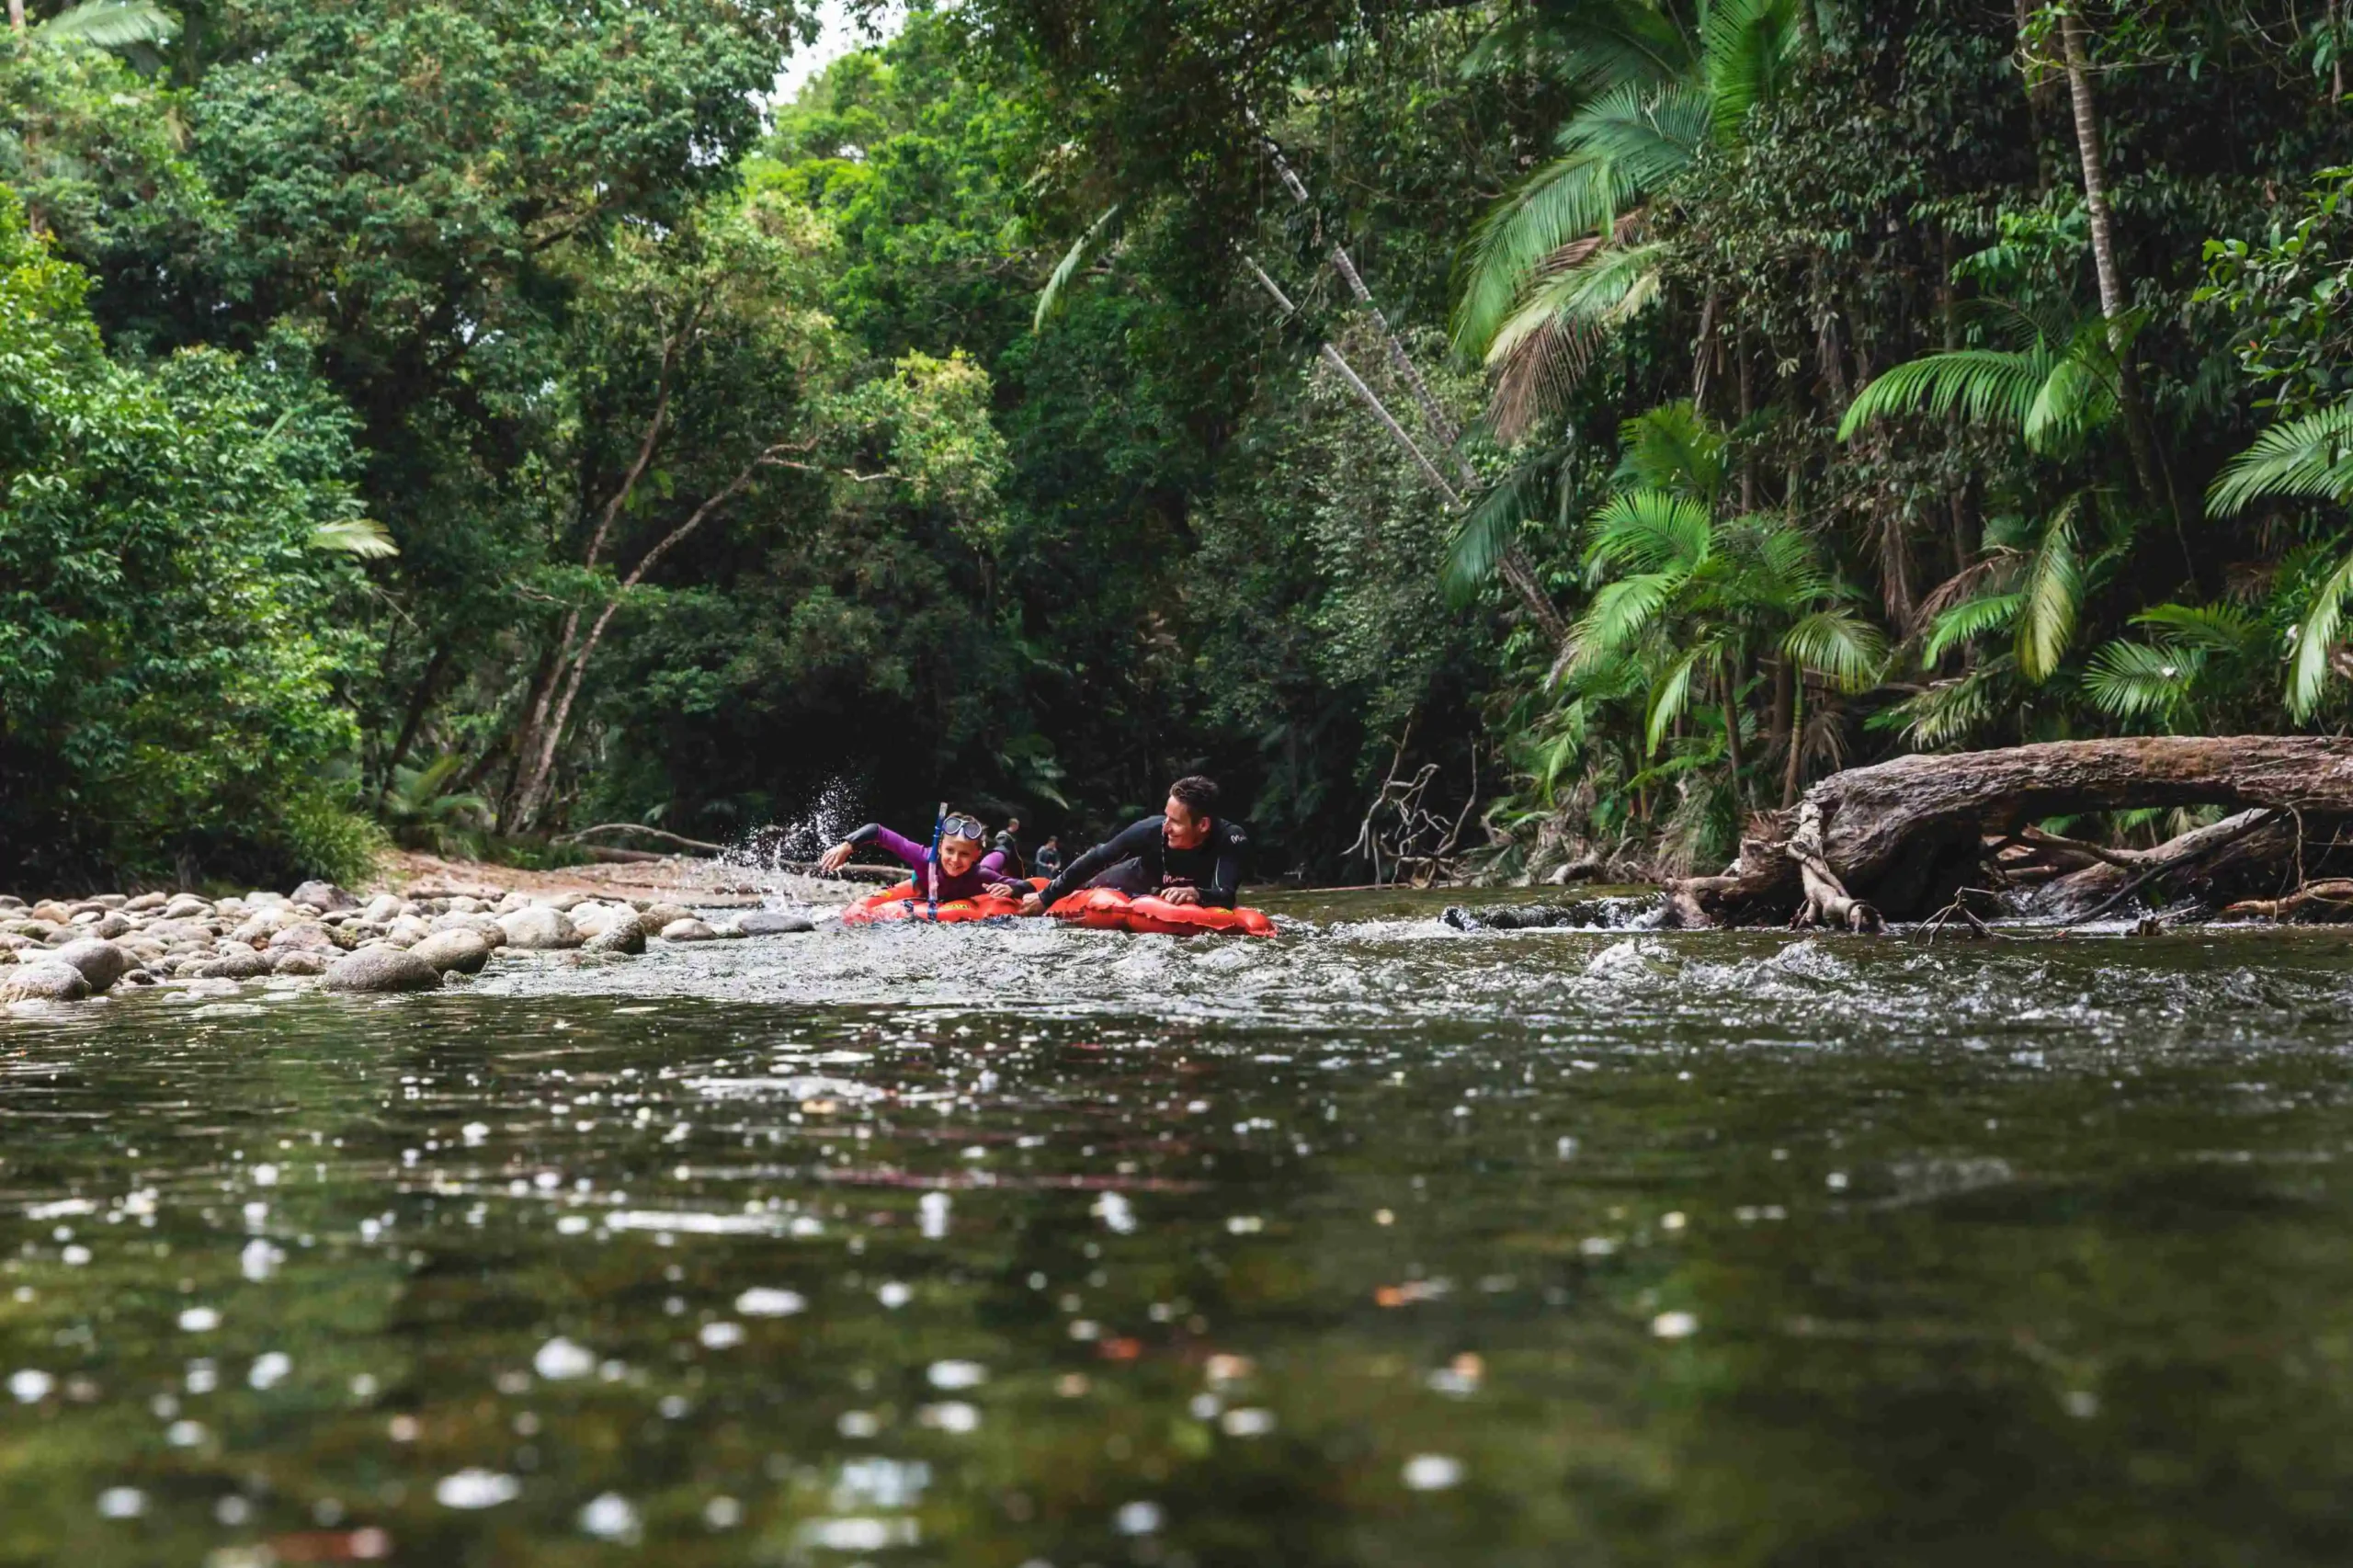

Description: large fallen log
[1662,736,2353,927]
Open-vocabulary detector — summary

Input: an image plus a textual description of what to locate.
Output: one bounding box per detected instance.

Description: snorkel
[926,800,946,919]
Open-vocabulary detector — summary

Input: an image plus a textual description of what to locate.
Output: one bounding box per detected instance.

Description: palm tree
[1563,402,1882,801]
[1451,0,1810,438]
[2207,397,2353,717]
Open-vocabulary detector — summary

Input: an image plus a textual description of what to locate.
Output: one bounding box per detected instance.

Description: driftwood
[1663,737,2353,927]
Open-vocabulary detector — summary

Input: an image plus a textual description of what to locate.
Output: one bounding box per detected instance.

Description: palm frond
[1837,345,2056,443]
[1445,448,1563,606]
[1612,397,1724,499]
[33,0,178,50]
[1485,238,1665,439]
[1034,204,1121,333]
[1643,643,1705,755]
[1453,81,1702,364]
[1585,488,1712,576]
[1922,592,2022,664]
[310,517,400,559]
[2082,640,2197,720]
[2287,545,2353,719]
[2131,601,2259,652]
[2016,503,2082,681]
[2210,397,2353,515]
[1782,608,1886,692]
[1701,0,1803,144]
[1876,658,2013,748]
[2019,340,2118,454]
[1569,571,1680,668]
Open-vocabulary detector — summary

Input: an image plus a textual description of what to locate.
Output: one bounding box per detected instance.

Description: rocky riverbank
[0,880,816,1006]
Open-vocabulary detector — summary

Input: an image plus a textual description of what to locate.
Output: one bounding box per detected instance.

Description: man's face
[938,835,983,878]
[1163,794,1211,851]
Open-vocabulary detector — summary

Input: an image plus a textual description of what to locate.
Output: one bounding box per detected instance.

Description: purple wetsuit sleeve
[978,849,1012,881]
[870,825,928,872]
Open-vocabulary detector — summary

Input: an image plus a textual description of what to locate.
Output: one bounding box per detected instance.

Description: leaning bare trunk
[1251,136,1571,644]
[1246,256,1568,643]
[509,440,790,829]
[8,1,24,32]
[1664,736,2353,927]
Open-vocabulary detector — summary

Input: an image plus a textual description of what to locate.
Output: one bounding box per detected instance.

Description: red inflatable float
[1046,886,1278,937]
[839,878,1043,926]
[839,880,1276,937]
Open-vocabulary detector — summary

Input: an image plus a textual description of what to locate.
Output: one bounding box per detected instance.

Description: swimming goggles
[940,814,987,842]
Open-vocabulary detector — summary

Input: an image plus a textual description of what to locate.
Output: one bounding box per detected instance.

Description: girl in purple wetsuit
[817,809,1025,902]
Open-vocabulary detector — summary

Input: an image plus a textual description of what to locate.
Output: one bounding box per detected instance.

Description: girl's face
[938,835,983,878]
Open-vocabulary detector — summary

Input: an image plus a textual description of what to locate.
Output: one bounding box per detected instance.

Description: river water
[6,889,2353,1565]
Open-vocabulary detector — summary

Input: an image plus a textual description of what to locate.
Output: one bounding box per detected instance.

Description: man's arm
[1038,819,1156,906]
[1201,824,1245,908]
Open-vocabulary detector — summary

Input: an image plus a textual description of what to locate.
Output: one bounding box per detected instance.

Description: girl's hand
[986,881,1023,899]
[817,841,854,874]
[1018,892,1045,916]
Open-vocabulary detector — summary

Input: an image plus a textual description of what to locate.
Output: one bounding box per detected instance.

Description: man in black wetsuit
[1018,776,1247,914]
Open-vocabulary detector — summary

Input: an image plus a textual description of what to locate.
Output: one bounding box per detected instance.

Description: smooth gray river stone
[324,948,443,994]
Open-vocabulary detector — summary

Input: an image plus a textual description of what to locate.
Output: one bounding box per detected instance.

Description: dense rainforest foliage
[5,0,2353,889]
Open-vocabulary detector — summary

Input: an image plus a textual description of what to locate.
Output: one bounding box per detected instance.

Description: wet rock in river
[497,907,580,950]
[660,918,718,943]
[272,950,329,977]
[641,903,694,932]
[196,949,275,981]
[324,948,443,994]
[410,929,494,974]
[2,962,90,1003]
[51,938,132,994]
[268,923,345,955]
[737,911,815,936]
[584,922,645,956]
[290,881,359,913]
[162,894,212,920]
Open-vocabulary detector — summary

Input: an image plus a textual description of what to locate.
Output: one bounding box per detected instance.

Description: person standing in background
[1033,835,1063,879]
[995,818,1026,878]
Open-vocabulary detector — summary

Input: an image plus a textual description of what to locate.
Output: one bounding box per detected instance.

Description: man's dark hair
[1169,776,1219,817]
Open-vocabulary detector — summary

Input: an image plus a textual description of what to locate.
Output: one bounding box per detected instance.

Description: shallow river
[7,889,2353,1566]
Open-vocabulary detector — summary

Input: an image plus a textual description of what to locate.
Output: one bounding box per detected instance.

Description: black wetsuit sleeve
[1040,818,1159,905]
[1202,824,1245,908]
[844,824,883,846]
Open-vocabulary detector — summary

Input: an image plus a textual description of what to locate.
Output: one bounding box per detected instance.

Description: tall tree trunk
[1720,659,1745,801]
[1781,675,1806,808]
[2056,7,2199,588]
[9,1,24,33]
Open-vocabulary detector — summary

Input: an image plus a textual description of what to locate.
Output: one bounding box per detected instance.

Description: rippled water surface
[9,892,2353,1566]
